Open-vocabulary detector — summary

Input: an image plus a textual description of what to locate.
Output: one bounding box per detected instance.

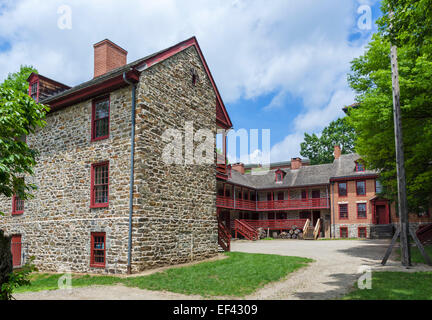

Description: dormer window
[355,161,365,172]
[30,81,39,102]
[275,169,284,182]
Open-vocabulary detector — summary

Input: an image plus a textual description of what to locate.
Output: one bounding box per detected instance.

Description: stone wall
[0,45,219,274]
[0,86,133,274]
[131,46,219,272]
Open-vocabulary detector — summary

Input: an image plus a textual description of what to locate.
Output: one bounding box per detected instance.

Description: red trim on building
[91,95,110,142]
[12,195,24,215]
[339,204,348,219]
[47,69,139,111]
[356,180,366,196]
[340,227,348,238]
[11,235,22,267]
[44,37,232,129]
[358,227,367,238]
[90,161,109,208]
[357,203,367,219]
[90,232,106,268]
[330,175,378,183]
[355,161,365,172]
[338,181,347,197]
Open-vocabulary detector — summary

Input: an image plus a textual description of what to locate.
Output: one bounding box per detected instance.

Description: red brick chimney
[291,158,302,170]
[94,39,128,78]
[334,145,342,160]
[231,163,245,175]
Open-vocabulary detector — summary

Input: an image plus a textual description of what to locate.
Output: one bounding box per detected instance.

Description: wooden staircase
[303,218,321,240]
[218,222,231,252]
[234,219,259,241]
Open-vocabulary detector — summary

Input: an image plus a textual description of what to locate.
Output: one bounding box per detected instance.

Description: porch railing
[216,196,330,211]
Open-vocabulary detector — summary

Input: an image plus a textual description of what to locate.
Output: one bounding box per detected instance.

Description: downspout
[123,70,136,274]
[331,181,335,238]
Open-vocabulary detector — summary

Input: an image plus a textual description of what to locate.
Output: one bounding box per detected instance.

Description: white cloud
[269,133,305,163]
[0,0,375,163]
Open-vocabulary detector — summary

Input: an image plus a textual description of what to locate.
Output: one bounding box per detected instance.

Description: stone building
[217,146,432,240]
[0,37,233,273]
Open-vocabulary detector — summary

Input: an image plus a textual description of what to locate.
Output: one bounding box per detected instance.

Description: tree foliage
[378,0,432,48]
[347,22,432,213]
[0,67,49,215]
[0,65,37,95]
[300,118,356,165]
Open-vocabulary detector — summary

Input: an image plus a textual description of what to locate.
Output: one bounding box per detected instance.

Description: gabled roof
[37,37,233,128]
[225,153,378,190]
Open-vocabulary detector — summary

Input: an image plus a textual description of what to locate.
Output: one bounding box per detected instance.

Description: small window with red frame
[339,204,348,219]
[355,161,365,172]
[357,203,367,218]
[340,227,348,238]
[92,97,110,141]
[356,181,366,195]
[338,182,347,197]
[275,171,283,182]
[91,162,109,208]
[90,232,106,268]
[12,195,24,215]
[30,82,38,102]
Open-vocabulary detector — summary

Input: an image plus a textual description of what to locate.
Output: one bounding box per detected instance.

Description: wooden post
[390,13,411,267]
[382,8,411,266]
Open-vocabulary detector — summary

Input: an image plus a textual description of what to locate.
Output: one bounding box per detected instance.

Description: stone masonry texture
[0,46,218,274]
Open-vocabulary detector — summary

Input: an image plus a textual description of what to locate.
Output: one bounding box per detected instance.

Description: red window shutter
[11,235,22,267]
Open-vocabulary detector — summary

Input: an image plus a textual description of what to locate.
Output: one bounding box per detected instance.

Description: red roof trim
[138,37,232,129]
[40,37,232,128]
[27,72,71,90]
[330,174,377,182]
[47,70,139,111]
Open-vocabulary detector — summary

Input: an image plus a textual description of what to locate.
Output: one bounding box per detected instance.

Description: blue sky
[0,0,383,163]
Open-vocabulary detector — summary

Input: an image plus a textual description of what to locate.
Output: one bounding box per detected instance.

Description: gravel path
[235,239,432,300]
[15,239,432,300]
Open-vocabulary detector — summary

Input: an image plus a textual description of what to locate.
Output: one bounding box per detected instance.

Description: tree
[300,118,356,165]
[1,65,37,95]
[378,0,432,48]
[0,67,49,215]
[347,29,432,213]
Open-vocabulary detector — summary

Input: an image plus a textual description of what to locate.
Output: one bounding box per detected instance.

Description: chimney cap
[93,39,128,54]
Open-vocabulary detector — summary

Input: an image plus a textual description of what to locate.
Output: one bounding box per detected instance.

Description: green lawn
[344,271,432,300]
[396,245,432,264]
[15,252,312,297]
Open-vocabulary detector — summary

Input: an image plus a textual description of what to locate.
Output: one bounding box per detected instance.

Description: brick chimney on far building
[231,163,245,175]
[334,145,342,160]
[291,158,302,170]
[94,39,128,78]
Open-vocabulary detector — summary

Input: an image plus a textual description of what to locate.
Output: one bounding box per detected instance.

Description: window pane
[95,100,109,119]
[358,203,367,218]
[14,196,24,212]
[339,204,348,219]
[93,164,108,204]
[376,180,382,193]
[91,233,105,265]
[95,118,109,138]
[357,181,366,195]
[339,183,347,196]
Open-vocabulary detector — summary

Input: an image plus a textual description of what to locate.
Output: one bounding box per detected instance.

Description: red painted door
[11,235,22,267]
[376,205,388,225]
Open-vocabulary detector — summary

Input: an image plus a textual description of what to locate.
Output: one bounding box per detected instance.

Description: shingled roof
[227,153,378,189]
